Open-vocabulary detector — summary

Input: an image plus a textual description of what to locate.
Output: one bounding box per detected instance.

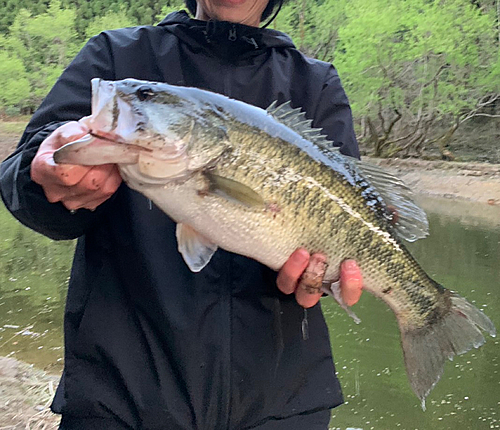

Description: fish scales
[216,123,445,329]
[54,78,496,407]
[134,121,449,349]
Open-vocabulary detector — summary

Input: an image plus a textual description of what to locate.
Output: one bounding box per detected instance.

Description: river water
[0,197,499,429]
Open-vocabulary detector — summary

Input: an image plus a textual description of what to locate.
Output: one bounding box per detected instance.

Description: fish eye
[136,87,155,101]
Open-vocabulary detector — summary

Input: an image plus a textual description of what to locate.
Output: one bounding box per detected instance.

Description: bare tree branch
[460,112,500,123]
[422,64,449,89]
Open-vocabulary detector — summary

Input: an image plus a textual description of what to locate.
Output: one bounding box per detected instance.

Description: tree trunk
[436,120,459,160]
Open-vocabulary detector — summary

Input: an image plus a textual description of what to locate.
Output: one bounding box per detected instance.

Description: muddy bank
[369,157,500,205]
[0,136,18,164]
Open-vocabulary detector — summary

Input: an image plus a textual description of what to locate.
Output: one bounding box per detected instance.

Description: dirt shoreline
[0,356,60,429]
[369,157,500,205]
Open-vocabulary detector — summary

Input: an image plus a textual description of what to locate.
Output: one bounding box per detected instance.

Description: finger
[59,165,122,210]
[32,148,92,189]
[96,164,122,198]
[41,164,120,205]
[31,121,91,178]
[76,164,121,192]
[62,195,108,211]
[276,248,310,294]
[295,253,327,308]
[70,166,122,210]
[81,196,114,211]
[31,151,92,186]
[340,259,363,306]
[61,192,113,211]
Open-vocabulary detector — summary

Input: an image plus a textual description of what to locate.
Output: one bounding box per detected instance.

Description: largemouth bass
[54,78,496,407]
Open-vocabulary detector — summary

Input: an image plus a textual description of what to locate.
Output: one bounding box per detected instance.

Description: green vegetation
[0,0,498,160]
[0,118,30,135]
[276,0,500,159]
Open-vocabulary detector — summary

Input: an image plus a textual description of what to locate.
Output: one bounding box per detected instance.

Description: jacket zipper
[223,25,238,429]
[222,24,237,429]
[223,26,237,97]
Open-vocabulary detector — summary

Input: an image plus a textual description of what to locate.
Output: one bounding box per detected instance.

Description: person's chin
[212,9,253,24]
[220,0,247,4]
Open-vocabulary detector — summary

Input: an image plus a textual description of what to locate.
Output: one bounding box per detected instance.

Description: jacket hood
[158,11,295,58]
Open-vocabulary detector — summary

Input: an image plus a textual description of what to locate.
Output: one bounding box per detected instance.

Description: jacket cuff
[0,123,106,240]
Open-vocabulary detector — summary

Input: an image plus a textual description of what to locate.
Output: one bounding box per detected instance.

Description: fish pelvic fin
[176,223,218,272]
[400,292,496,408]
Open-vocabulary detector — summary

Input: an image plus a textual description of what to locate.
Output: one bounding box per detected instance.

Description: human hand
[277,248,363,308]
[31,120,122,211]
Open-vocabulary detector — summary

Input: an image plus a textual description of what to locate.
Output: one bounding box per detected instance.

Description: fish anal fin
[322,280,361,324]
[176,223,218,272]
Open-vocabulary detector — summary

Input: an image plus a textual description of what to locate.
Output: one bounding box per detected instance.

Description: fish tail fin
[400,292,496,409]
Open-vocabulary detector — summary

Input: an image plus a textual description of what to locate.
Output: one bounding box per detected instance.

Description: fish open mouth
[88,130,123,144]
[88,131,153,154]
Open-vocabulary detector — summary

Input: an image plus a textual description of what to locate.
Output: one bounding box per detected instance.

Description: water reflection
[0,198,499,429]
[0,206,73,372]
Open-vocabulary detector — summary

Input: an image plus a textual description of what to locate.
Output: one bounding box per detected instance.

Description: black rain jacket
[0,11,359,430]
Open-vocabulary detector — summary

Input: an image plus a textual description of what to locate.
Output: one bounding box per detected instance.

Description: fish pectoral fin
[176,223,218,272]
[322,280,361,324]
[205,173,265,208]
[54,134,140,166]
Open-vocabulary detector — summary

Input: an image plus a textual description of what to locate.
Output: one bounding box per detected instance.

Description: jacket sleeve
[0,34,116,240]
[312,65,360,159]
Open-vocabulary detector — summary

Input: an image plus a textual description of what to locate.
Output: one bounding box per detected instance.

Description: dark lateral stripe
[111,96,119,130]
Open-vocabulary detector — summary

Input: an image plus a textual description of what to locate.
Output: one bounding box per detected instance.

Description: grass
[0,118,30,136]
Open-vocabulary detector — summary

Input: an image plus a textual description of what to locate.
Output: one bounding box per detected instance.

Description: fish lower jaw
[119,164,189,186]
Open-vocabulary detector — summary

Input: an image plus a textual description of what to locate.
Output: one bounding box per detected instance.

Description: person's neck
[194,10,260,27]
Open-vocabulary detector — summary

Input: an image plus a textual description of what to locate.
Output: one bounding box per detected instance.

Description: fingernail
[343,259,358,272]
[295,249,309,264]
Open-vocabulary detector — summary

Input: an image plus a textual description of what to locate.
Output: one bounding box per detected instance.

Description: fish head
[55,79,228,181]
[90,79,193,150]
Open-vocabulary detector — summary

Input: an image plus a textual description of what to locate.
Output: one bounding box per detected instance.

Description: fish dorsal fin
[267,101,333,150]
[353,160,429,242]
[176,223,218,272]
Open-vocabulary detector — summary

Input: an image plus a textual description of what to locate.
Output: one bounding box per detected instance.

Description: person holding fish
[1,0,366,428]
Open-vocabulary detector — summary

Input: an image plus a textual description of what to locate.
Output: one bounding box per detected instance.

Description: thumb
[340,259,363,306]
